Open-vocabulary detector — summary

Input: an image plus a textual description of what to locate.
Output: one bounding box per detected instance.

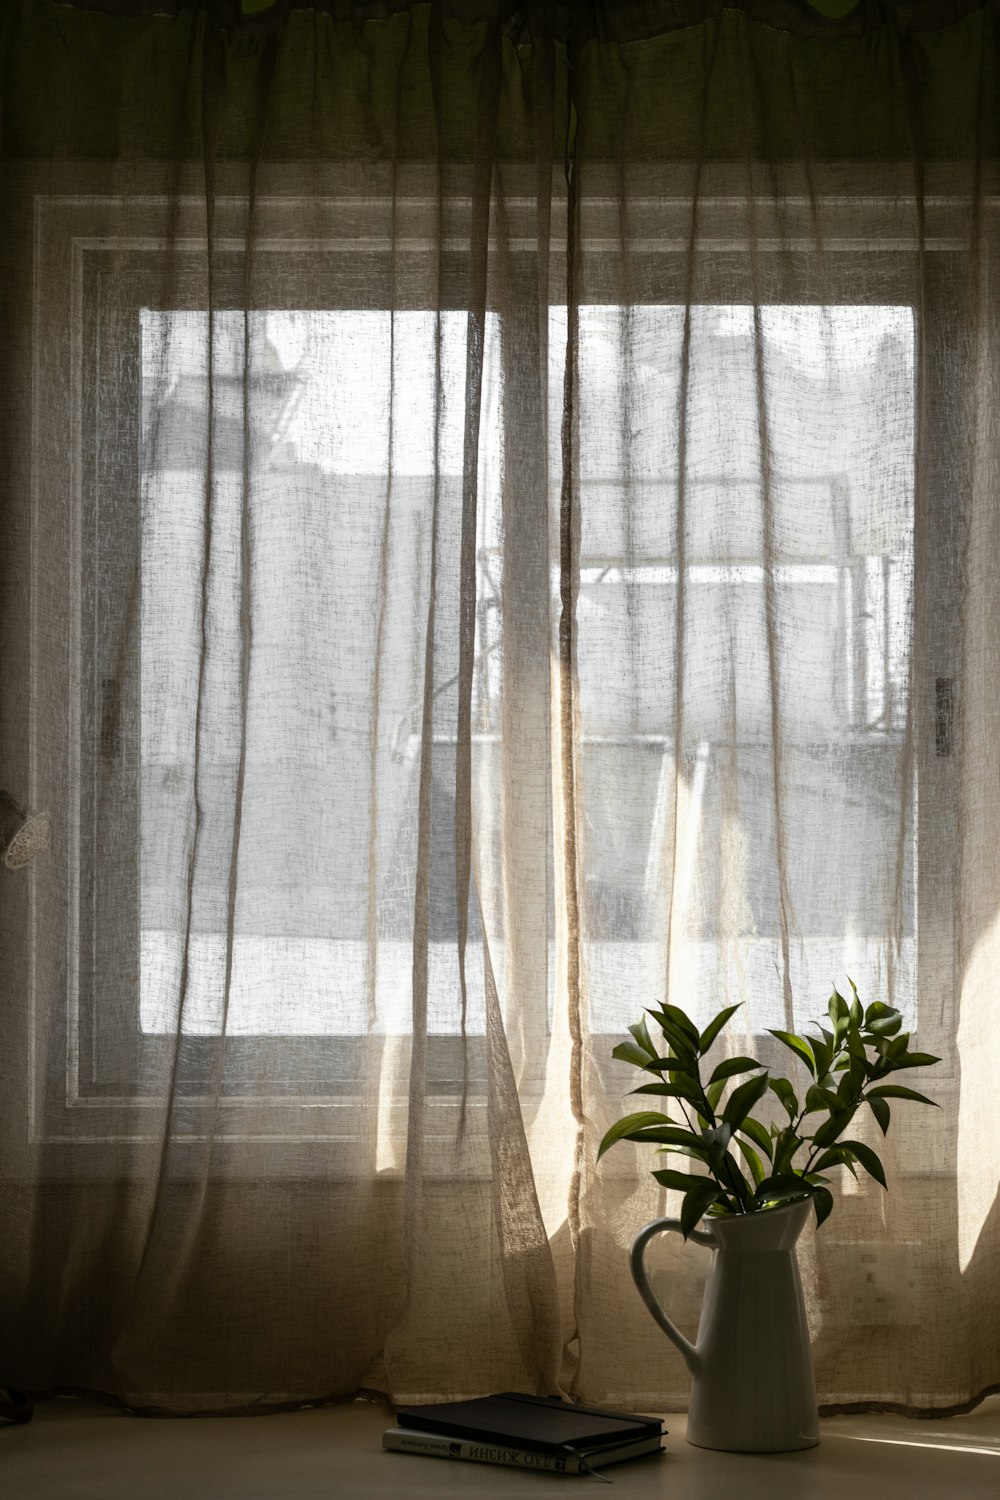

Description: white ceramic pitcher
[630,1197,819,1452]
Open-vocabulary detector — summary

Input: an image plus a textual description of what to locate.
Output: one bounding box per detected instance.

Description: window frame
[25,171,963,1170]
[29,183,509,1157]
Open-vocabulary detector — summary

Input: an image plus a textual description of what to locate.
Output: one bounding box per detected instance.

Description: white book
[381,1425,665,1475]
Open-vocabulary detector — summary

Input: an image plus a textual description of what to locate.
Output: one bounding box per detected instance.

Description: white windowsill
[2,1392,998,1499]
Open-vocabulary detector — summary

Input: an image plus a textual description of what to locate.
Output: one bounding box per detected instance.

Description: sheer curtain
[1,0,998,1416]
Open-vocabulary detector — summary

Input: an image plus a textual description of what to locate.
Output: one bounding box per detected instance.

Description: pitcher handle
[629,1217,715,1378]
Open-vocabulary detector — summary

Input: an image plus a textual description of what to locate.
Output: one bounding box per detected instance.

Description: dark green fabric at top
[0,0,996,165]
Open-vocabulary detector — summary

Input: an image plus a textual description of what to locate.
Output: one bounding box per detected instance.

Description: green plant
[598,983,941,1237]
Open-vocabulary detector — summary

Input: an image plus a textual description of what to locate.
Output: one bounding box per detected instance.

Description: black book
[381,1424,664,1475]
[394,1392,663,1456]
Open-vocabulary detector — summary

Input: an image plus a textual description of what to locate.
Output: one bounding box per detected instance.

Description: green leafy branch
[597,982,940,1237]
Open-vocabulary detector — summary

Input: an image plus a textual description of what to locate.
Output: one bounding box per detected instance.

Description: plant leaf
[627,1017,658,1059]
[866,1084,938,1106]
[652,1167,711,1193]
[829,988,850,1026]
[769,1030,817,1077]
[735,1136,766,1187]
[658,1003,701,1046]
[612,1041,652,1069]
[630,1081,702,1101]
[717,1151,752,1209]
[772,1127,802,1175]
[680,1179,722,1238]
[845,1027,869,1091]
[707,1056,763,1086]
[628,1127,710,1152]
[890,1051,941,1070]
[810,1106,857,1149]
[597,1111,675,1159]
[863,1000,900,1027]
[737,1116,775,1161]
[838,1139,887,1189]
[810,1035,834,1081]
[659,1143,715,1164]
[804,1084,841,1115]
[705,1078,727,1112]
[642,1069,705,1105]
[812,1186,835,1227]
[867,1095,891,1134]
[645,1057,698,1077]
[753,1173,812,1206]
[811,1146,855,1174]
[698,1004,742,1054]
[722,1071,770,1132]
[769,1076,799,1119]
[867,1014,903,1037]
[654,1018,700,1067]
[702,1122,734,1172]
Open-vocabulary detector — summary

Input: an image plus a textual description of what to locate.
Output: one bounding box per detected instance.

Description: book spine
[382,1430,580,1474]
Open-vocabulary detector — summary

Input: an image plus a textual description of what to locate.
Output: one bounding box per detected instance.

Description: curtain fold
[1,0,999,1415]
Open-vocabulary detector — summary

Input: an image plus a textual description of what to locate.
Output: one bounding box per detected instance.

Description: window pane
[558,304,917,1034]
[139,309,479,1036]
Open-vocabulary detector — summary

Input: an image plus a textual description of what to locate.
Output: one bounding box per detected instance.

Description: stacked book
[382,1391,665,1476]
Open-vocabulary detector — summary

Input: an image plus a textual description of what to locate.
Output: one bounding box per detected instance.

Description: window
[29,187,951,1155]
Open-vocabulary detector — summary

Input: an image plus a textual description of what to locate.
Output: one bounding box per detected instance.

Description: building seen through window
[138,306,915,1037]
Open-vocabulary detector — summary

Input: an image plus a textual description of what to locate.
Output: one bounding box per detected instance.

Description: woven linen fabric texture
[0,0,997,1415]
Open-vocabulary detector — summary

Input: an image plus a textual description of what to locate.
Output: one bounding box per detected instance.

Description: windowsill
[2,1393,998,1498]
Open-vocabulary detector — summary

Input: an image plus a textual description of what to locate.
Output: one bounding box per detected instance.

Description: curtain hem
[7,1381,1000,1421]
[817,1383,1000,1420]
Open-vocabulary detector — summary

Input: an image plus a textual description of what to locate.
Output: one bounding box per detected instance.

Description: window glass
[555,305,917,1033]
[139,310,482,1036]
[138,304,916,1041]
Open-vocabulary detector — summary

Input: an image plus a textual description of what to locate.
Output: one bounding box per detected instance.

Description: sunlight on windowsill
[837,1434,1000,1457]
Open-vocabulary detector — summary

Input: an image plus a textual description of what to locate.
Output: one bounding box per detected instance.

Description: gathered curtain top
[37,0,998,38]
[1,0,992,166]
